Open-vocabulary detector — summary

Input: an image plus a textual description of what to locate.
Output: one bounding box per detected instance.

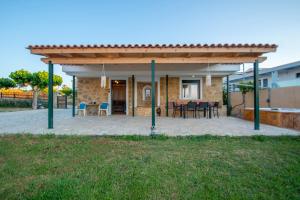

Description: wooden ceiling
[28,44,277,65]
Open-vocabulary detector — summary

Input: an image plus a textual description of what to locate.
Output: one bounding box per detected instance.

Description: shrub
[0,78,16,89]
[0,98,48,108]
[60,85,72,96]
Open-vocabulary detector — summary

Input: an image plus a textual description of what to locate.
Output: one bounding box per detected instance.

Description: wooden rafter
[55,53,73,58]
[41,56,267,64]
[77,53,97,58]
[29,44,276,65]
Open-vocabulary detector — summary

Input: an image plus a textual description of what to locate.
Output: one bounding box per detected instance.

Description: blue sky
[0,0,299,86]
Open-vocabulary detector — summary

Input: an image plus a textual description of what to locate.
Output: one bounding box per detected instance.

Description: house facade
[28,43,277,130]
[63,63,238,116]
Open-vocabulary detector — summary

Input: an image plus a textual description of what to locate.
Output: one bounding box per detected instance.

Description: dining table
[86,103,99,115]
[176,101,213,119]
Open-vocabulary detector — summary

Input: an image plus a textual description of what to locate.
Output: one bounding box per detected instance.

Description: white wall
[278,68,300,81]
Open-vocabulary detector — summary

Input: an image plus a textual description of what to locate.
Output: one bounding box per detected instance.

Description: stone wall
[77,76,224,116]
[77,78,109,106]
[160,77,180,116]
[244,109,300,131]
[127,79,158,116]
[202,77,223,103]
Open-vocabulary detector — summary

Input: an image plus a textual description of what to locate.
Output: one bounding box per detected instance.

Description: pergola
[28,43,277,132]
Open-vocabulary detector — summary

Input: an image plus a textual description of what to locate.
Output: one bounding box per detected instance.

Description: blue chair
[78,102,87,116]
[98,102,109,116]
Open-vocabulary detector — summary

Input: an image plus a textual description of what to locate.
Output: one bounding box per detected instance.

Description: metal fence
[57,95,68,108]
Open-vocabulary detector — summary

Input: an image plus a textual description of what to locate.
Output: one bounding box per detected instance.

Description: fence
[230,86,300,116]
[0,92,48,100]
[57,95,68,109]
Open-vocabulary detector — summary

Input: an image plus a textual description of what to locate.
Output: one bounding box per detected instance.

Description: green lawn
[0,135,299,200]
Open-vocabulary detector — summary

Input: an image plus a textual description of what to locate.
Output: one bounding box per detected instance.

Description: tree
[9,69,63,109]
[237,81,254,108]
[60,85,72,96]
[0,78,16,89]
[9,69,32,87]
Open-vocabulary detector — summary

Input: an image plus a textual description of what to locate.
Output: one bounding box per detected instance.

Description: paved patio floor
[0,109,299,136]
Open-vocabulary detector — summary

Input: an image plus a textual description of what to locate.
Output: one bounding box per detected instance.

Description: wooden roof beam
[53,53,73,58]
[41,56,266,65]
[77,53,97,58]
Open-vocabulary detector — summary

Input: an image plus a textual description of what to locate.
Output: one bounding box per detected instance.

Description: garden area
[0,69,72,111]
[0,135,299,200]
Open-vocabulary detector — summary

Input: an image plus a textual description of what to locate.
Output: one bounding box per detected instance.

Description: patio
[0,109,298,136]
[28,44,278,131]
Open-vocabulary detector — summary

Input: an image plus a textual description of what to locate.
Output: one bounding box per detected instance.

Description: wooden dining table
[175,101,213,119]
[86,104,99,115]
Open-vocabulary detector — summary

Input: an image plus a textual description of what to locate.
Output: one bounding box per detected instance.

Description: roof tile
[27,43,278,49]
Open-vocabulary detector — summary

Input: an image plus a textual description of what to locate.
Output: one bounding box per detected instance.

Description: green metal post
[151,60,156,131]
[132,75,135,117]
[72,75,75,117]
[48,61,53,129]
[226,75,231,116]
[166,74,169,117]
[254,60,260,130]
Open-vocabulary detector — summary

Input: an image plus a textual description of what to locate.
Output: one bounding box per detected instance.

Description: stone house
[28,44,277,130]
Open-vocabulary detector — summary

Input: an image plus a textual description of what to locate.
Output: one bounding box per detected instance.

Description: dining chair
[212,102,219,118]
[196,102,208,118]
[78,102,87,116]
[185,101,197,118]
[98,102,109,116]
[172,102,182,118]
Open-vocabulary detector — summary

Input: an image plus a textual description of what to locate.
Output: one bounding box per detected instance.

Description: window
[263,78,268,88]
[181,80,200,99]
[258,80,262,88]
[296,72,300,78]
[142,86,151,101]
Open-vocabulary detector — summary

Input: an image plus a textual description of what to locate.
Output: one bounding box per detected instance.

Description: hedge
[0,98,48,108]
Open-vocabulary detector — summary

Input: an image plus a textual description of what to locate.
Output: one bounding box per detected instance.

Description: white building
[228,60,300,91]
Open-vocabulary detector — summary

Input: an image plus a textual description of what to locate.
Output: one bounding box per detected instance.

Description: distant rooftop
[230,60,300,81]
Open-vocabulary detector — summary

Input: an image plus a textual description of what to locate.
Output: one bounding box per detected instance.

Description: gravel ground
[0,109,299,136]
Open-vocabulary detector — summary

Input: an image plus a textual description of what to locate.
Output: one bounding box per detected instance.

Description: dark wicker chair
[185,101,197,118]
[196,102,208,118]
[212,101,219,118]
[172,102,182,118]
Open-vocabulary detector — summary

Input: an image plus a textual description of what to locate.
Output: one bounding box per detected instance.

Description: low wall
[244,108,300,131]
[230,86,300,117]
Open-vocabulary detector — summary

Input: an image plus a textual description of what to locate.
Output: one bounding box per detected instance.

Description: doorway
[111,80,126,114]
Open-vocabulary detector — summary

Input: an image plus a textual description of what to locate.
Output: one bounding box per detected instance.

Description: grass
[0,107,32,112]
[0,134,299,200]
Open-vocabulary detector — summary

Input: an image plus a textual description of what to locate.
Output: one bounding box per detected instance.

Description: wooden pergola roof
[28,43,277,65]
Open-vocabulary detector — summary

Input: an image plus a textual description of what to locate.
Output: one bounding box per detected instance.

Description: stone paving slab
[0,109,299,136]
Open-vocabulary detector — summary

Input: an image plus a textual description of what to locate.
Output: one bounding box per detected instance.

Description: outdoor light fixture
[206,63,211,86]
[100,64,106,88]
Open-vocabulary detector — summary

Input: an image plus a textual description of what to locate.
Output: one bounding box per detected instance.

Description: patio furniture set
[77,102,109,116]
[77,101,219,118]
[171,101,220,119]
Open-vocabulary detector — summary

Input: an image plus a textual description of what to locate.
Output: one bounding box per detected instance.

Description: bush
[0,98,48,108]
[0,78,16,89]
[60,85,72,96]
